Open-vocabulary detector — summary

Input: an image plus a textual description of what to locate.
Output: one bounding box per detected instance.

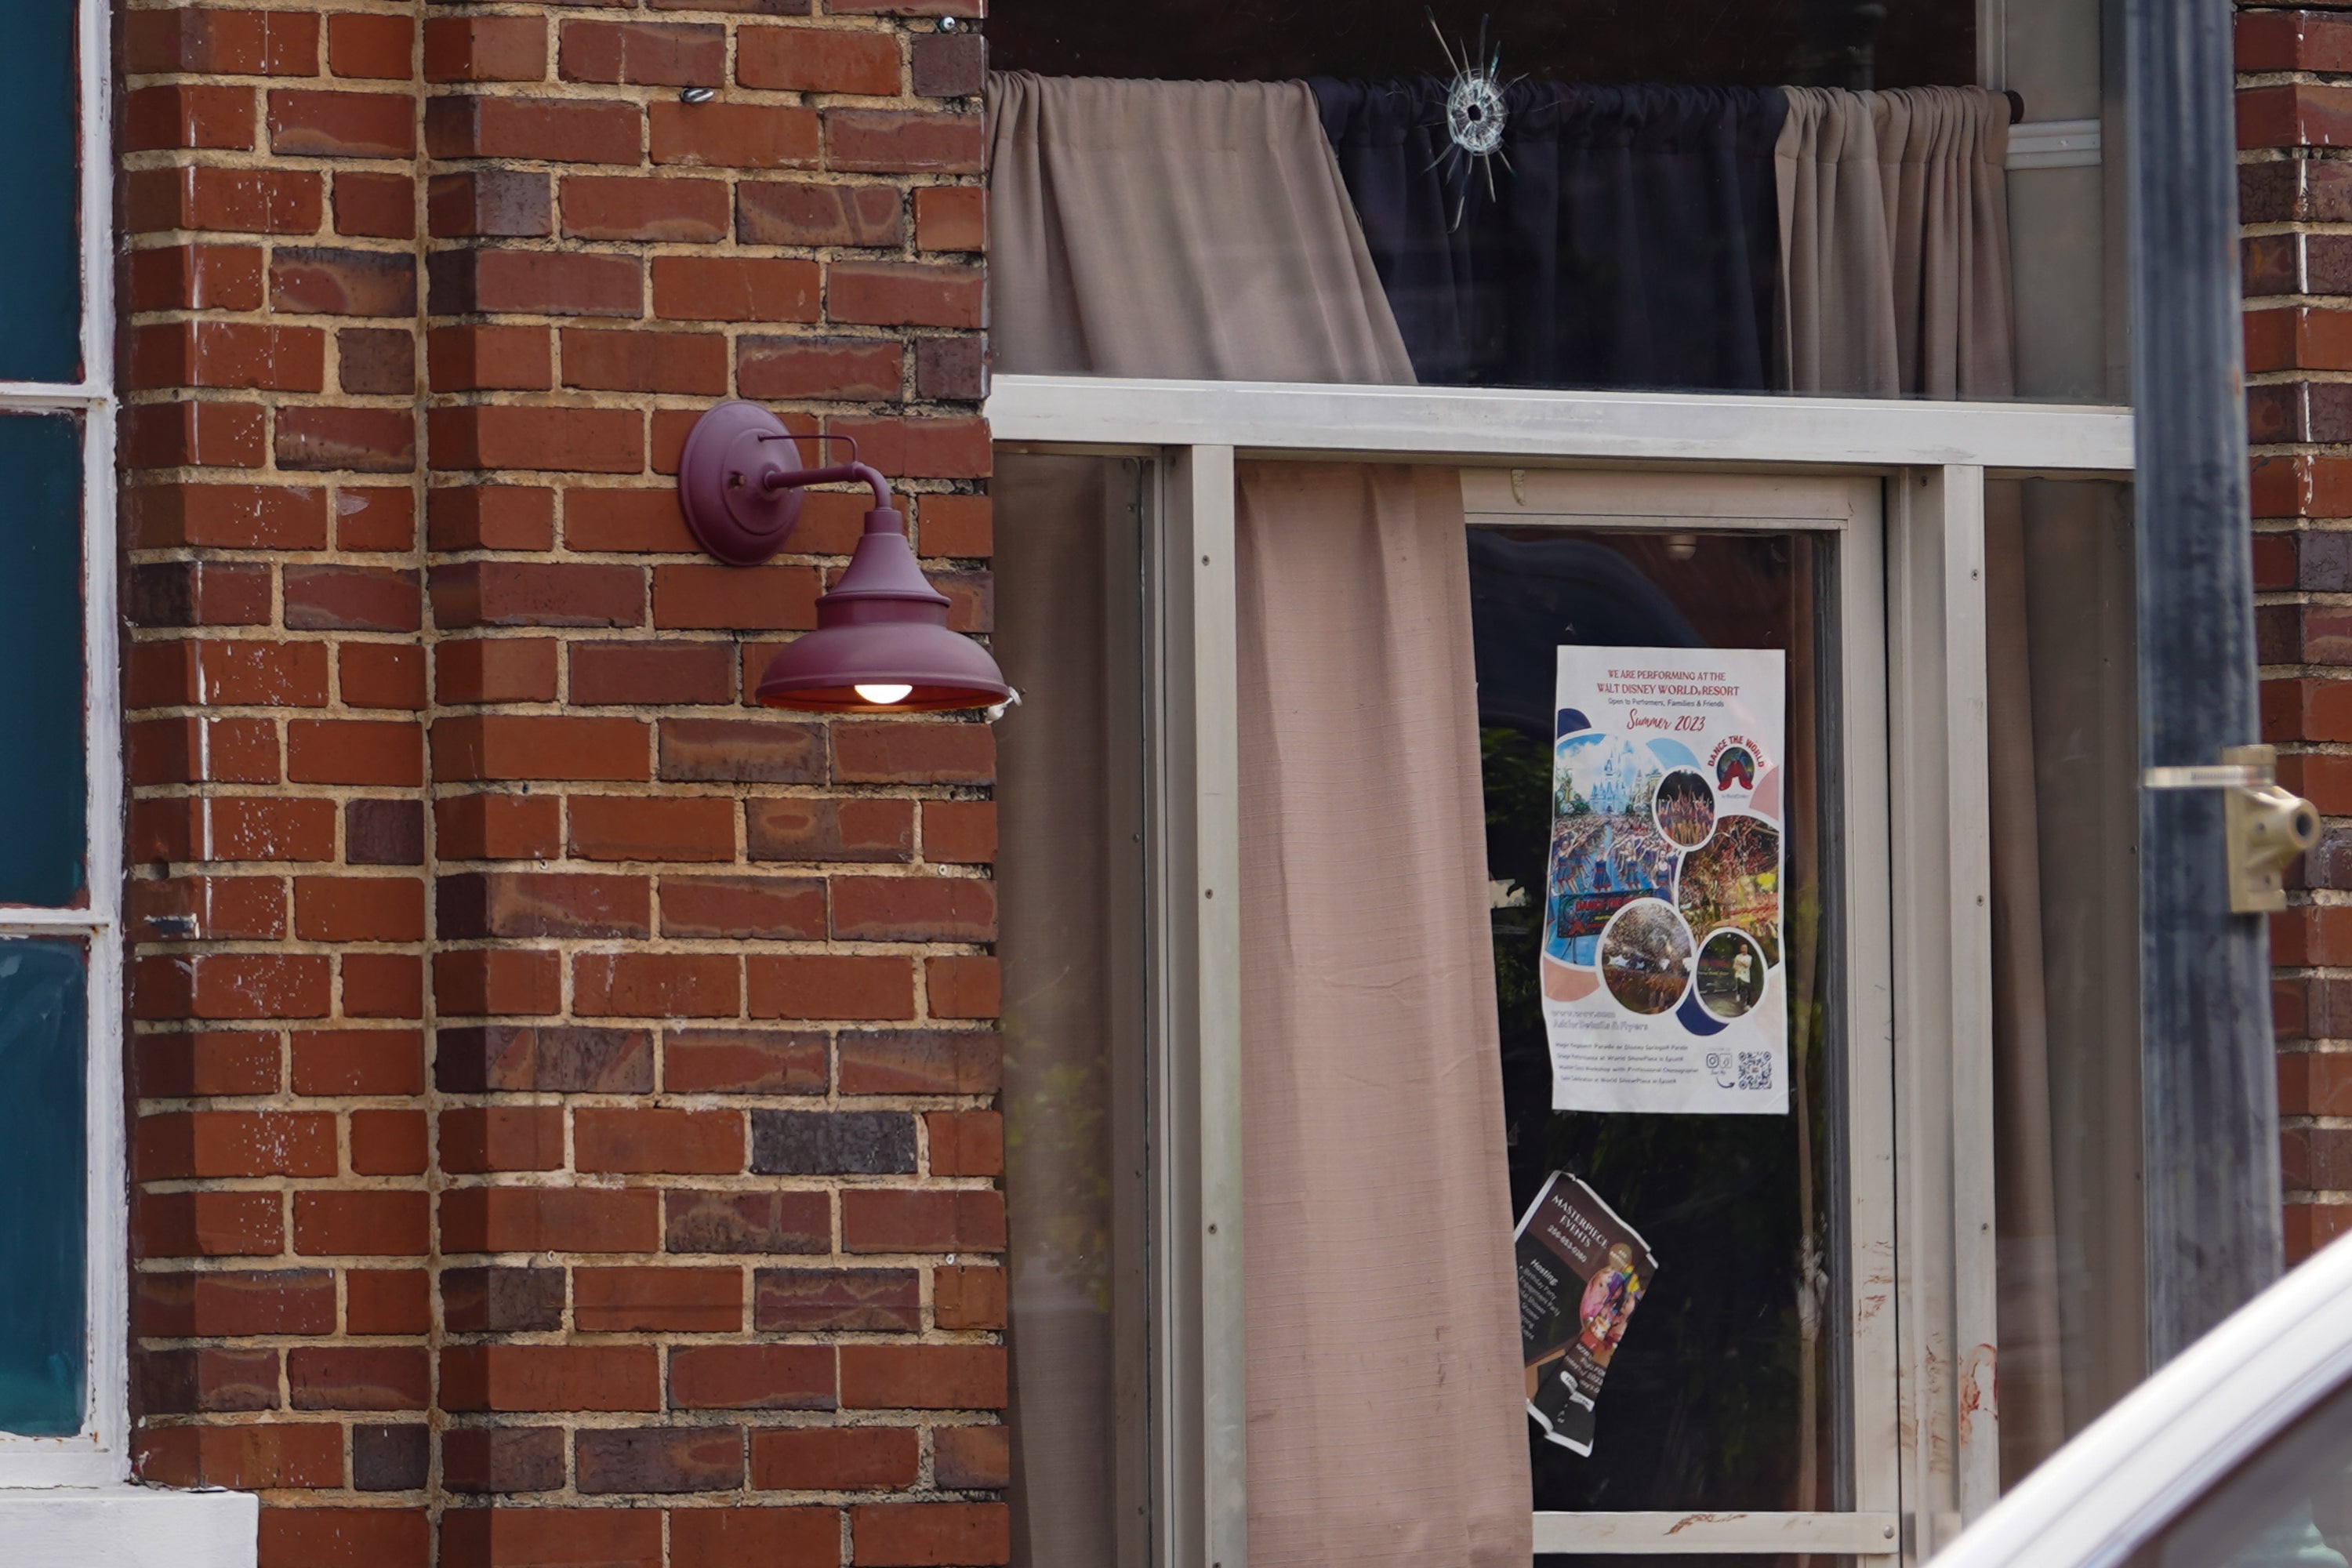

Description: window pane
[0,4,82,383]
[2126,1370,2352,1567]
[0,938,87,1436]
[1473,528,1846,1514]
[993,452,1154,1566]
[0,414,86,906]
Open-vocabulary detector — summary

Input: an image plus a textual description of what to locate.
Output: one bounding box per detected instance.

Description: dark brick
[443,1426,566,1494]
[909,32,985,98]
[347,798,425,866]
[663,1189,829,1254]
[353,1424,430,1491]
[439,1266,565,1334]
[427,170,553,238]
[434,1025,655,1093]
[576,1427,744,1494]
[753,1268,921,1333]
[751,1110,916,1175]
[915,336,986,401]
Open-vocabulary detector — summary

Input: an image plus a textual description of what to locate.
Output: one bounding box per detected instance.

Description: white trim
[2008,120,2103,170]
[0,0,125,1484]
[989,376,2136,476]
[1535,1511,1903,1554]
[0,1486,257,1567]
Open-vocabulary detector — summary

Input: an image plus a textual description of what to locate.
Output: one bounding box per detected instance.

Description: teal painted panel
[0,5,82,383]
[0,940,86,1436]
[0,415,85,906]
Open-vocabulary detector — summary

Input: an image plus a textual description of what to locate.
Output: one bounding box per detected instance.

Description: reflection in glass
[993,453,1152,1568]
[1471,528,1844,1523]
[0,939,86,1436]
[0,415,86,906]
[0,4,80,383]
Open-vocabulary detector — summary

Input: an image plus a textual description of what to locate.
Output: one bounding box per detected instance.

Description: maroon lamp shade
[677,401,1012,714]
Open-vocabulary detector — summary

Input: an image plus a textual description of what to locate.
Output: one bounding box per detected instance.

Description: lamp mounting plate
[678,400,804,566]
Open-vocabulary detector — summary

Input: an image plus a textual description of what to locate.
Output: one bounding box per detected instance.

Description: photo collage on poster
[1540,646,1788,1115]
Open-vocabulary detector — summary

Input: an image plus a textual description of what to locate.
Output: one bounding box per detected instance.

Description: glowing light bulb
[855,683,913,706]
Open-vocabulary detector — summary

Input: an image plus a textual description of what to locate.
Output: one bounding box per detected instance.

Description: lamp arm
[753,434,894,516]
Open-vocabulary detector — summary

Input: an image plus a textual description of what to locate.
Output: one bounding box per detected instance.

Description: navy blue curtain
[1312,80,1788,391]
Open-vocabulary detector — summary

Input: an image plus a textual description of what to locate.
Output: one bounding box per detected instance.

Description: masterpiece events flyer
[1541,646,1788,1115]
[1516,1171,1660,1455]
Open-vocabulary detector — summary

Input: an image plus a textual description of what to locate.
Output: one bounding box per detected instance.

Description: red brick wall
[2241,4,2352,1265]
[118,2,1006,1563]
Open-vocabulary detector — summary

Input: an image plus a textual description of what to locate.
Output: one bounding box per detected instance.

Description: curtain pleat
[1236,461,1532,1567]
[1775,85,2016,397]
[985,71,1417,383]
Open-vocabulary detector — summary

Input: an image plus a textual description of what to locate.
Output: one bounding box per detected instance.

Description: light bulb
[855,683,913,705]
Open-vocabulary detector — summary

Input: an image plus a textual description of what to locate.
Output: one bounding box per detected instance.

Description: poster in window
[1515,1170,1660,1456]
[1541,646,1787,1114]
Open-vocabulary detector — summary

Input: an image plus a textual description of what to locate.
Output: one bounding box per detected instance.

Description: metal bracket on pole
[2143,744,2320,913]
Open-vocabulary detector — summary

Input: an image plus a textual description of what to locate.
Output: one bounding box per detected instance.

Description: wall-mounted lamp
[677,401,1012,713]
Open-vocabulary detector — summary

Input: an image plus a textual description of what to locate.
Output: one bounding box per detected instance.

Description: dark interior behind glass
[1472,528,1846,1533]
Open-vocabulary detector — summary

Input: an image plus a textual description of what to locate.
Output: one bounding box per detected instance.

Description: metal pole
[2127,0,2285,1363]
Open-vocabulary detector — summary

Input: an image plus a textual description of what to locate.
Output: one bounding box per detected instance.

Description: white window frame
[0,0,127,1488]
[989,372,2136,1567]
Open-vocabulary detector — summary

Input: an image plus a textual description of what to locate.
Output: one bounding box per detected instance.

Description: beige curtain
[985,71,1417,383]
[1236,462,1531,1567]
[1776,85,2016,397]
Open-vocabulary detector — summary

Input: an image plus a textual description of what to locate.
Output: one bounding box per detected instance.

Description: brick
[442,1427,566,1495]
[135,1030,281,1099]
[753,1110,916,1175]
[663,1189,829,1254]
[840,1345,1004,1412]
[136,1191,284,1258]
[665,1029,827,1094]
[127,715,278,786]
[430,405,646,474]
[750,956,916,1022]
[915,336,987,401]
[441,1267,567,1334]
[124,400,267,469]
[268,89,416,158]
[2239,83,2352,150]
[284,564,422,632]
[563,20,725,86]
[286,719,423,786]
[437,1023,654,1094]
[435,793,563,860]
[563,488,695,553]
[427,170,554,238]
[131,322,326,394]
[136,1269,336,1338]
[136,1423,344,1490]
[575,1266,742,1332]
[426,96,643,165]
[328,13,414,78]
[294,1191,430,1256]
[669,1345,836,1411]
[754,1268,920,1332]
[920,801,994,864]
[132,875,285,943]
[831,877,994,941]
[561,327,729,394]
[136,1110,328,1181]
[291,1028,425,1095]
[339,327,418,395]
[830,260,983,328]
[343,953,426,1020]
[829,415,990,478]
[438,872,652,942]
[430,485,559,550]
[841,1190,1004,1255]
[129,243,267,312]
[933,1427,1009,1490]
[566,797,735,862]
[348,1269,432,1335]
[826,109,985,175]
[134,953,332,1022]
[289,1345,431,1410]
[339,644,428,710]
[849,1503,1008,1566]
[429,249,639,318]
[272,247,417,318]
[578,1427,745,1494]
[739,27,901,95]
[562,176,730,241]
[652,102,819,169]
[748,797,913,862]
[570,642,735,706]
[914,187,985,253]
[128,165,321,235]
[437,639,560,705]
[294,875,426,942]
[433,948,564,1016]
[660,875,826,940]
[126,561,274,630]
[924,1111,1002,1177]
[652,256,820,321]
[434,715,651,782]
[437,1106,564,1174]
[670,1509,837,1568]
[431,561,644,629]
[123,9,317,76]
[660,718,826,782]
[909,31,985,97]
[739,180,906,247]
[277,407,417,473]
[652,564,820,630]
[424,16,548,83]
[260,1509,430,1568]
[739,336,906,401]
[440,1508,662,1568]
[752,1427,918,1491]
[330,171,417,240]
[130,638,328,708]
[441,1345,662,1414]
[930,1261,1002,1331]
[833,721,993,783]
[352,1425,431,1492]
[575,1106,746,1171]
[441,1187,661,1254]
[138,1346,280,1413]
[124,84,256,153]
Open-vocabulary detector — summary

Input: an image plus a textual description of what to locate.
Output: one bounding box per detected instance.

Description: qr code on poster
[1737,1051,1773,1091]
